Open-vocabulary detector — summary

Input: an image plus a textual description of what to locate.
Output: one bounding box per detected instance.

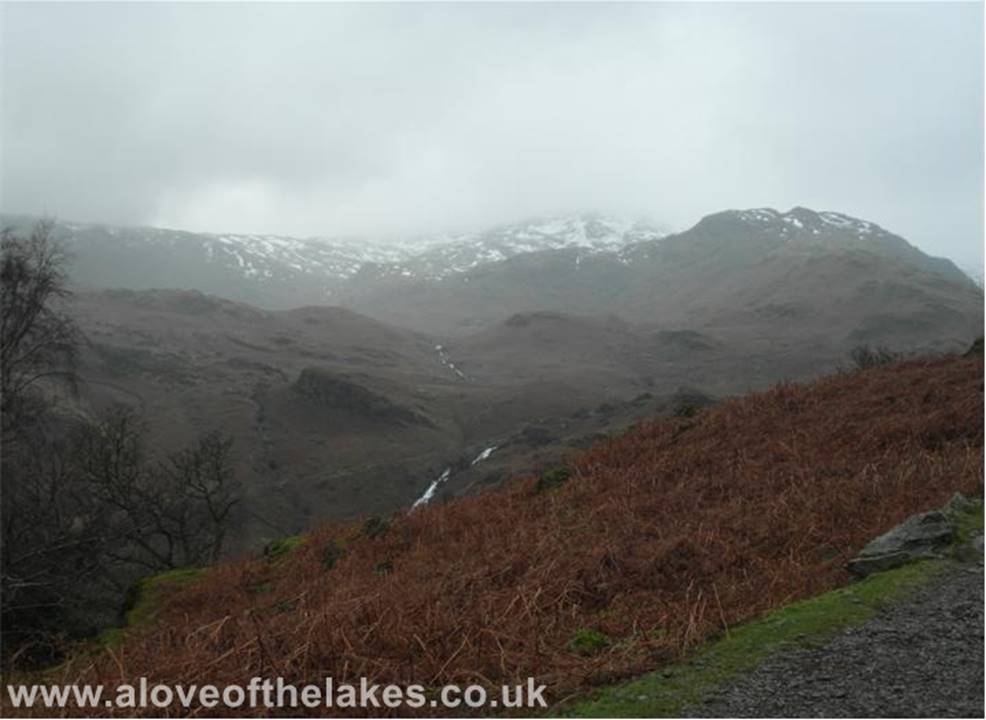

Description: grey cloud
[2,2,982,268]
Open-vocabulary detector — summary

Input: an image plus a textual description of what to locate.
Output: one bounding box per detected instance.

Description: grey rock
[942,492,975,518]
[847,511,954,578]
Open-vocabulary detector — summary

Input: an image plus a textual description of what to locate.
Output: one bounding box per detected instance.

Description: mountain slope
[342,208,982,349]
[0,213,665,309]
[66,290,763,549]
[0,215,398,308]
[70,289,460,549]
[40,354,983,716]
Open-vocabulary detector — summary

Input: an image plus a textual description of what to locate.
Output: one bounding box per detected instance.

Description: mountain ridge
[0,212,668,307]
[339,207,981,337]
[3,208,975,314]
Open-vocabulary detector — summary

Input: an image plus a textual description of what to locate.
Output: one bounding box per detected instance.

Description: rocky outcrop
[292,368,429,426]
[846,497,972,578]
[847,511,954,577]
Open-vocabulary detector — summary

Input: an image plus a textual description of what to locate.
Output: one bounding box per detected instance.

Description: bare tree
[0,221,91,661]
[2,404,241,664]
[0,220,80,444]
[72,406,239,571]
[163,431,239,564]
[1,223,240,665]
[0,428,118,662]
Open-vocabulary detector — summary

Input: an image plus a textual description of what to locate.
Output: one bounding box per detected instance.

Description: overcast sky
[1,2,982,268]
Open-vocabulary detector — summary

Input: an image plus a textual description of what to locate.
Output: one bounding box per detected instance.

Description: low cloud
[2,2,982,267]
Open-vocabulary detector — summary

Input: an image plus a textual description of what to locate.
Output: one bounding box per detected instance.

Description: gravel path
[695,556,984,718]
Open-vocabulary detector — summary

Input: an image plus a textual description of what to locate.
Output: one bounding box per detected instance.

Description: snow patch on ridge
[732,208,886,241]
[49,213,669,288]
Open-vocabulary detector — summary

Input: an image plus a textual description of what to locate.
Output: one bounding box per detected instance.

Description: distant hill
[341,208,982,346]
[0,213,666,309]
[5,208,977,350]
[69,289,455,549]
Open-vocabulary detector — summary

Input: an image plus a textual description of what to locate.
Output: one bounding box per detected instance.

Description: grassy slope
[24,356,984,716]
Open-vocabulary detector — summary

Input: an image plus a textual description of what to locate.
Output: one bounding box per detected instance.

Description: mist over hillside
[5,206,974,550]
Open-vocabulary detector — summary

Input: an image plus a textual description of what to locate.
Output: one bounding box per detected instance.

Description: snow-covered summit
[726,207,886,240]
[21,213,668,305]
[204,233,408,280]
[466,214,666,253]
[363,214,668,280]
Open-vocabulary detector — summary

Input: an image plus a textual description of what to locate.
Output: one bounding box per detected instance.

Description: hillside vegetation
[32,355,983,715]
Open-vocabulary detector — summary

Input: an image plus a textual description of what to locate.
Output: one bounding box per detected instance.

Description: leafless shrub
[849,343,901,369]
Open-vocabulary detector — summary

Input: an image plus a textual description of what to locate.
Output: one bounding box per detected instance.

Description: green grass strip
[557,559,947,717]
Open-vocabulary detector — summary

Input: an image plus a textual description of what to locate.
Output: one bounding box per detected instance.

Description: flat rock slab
[847,510,954,578]
[692,562,985,718]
